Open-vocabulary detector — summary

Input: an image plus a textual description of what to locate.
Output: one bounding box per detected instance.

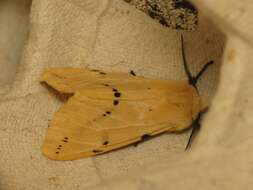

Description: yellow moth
[40,36,213,160]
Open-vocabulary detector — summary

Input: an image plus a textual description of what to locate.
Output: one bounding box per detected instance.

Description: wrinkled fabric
[0,0,226,189]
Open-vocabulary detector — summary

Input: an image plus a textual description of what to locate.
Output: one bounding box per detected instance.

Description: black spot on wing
[62,137,69,143]
[113,100,119,106]
[102,111,111,117]
[111,88,121,98]
[56,144,63,153]
[93,150,103,153]
[130,70,136,76]
[114,92,121,98]
[102,83,110,87]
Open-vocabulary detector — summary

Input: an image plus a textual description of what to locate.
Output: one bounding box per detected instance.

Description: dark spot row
[55,145,63,154]
[62,137,69,143]
[112,88,121,98]
[100,83,121,107]
[100,83,121,106]
[102,111,111,117]
[113,88,120,106]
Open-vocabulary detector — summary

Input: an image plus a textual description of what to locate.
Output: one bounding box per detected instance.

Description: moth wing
[40,68,146,94]
[42,84,201,160]
[40,68,187,94]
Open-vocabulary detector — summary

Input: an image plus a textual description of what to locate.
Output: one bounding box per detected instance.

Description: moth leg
[181,35,214,89]
[185,111,201,150]
[185,107,209,150]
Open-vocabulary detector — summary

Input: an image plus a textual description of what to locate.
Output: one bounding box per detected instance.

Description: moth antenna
[181,35,195,87]
[195,60,214,82]
[181,35,214,89]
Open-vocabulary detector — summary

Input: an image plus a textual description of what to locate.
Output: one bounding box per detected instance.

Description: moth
[40,36,213,160]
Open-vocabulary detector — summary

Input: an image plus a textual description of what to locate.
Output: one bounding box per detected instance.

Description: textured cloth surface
[0,0,224,189]
[124,0,197,30]
[0,0,31,93]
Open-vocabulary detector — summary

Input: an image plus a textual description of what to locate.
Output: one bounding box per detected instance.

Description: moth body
[40,68,201,160]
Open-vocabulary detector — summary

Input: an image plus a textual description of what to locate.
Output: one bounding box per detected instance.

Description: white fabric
[0,0,226,189]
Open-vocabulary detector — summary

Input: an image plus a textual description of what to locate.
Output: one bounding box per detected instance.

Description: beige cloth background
[0,0,31,94]
[2,0,250,189]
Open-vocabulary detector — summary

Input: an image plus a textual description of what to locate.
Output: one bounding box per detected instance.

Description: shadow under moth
[40,36,213,160]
